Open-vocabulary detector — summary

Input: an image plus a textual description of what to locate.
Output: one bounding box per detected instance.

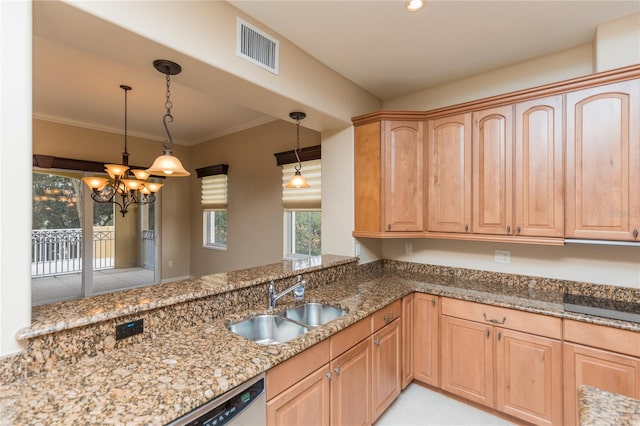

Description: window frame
[202,209,228,251]
[284,209,321,259]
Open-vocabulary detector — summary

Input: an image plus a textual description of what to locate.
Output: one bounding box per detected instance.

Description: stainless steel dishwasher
[167,373,265,426]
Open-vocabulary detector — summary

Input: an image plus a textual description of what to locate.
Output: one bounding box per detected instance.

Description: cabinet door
[354,122,382,233]
[371,319,402,422]
[267,365,331,426]
[472,106,514,235]
[566,79,640,240]
[514,96,564,237]
[414,293,439,387]
[441,315,494,408]
[495,328,562,426]
[563,342,640,426]
[427,113,472,233]
[382,121,424,231]
[331,338,372,426]
[401,294,414,389]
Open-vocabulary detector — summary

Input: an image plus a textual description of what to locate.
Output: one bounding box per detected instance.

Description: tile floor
[375,384,515,426]
[31,267,155,306]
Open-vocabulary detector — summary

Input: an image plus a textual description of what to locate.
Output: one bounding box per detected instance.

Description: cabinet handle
[334,366,340,376]
[497,331,502,341]
[387,224,391,231]
[464,224,469,232]
[634,228,639,239]
[374,337,381,346]
[516,225,521,235]
[485,329,490,338]
[326,371,332,381]
[431,299,436,307]
[483,313,507,324]
[506,225,511,234]
[383,311,395,323]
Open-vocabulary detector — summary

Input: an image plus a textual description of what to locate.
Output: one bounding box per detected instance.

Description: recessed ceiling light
[405,0,424,12]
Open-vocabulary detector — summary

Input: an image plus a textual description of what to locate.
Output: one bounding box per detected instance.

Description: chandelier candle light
[285,111,310,188]
[83,85,163,217]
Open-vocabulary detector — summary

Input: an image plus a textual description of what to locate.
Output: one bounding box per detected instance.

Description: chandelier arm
[162,112,175,151]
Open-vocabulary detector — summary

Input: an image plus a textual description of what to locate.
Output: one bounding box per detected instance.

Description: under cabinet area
[440,297,563,426]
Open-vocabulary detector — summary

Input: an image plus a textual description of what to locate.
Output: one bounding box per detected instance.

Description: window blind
[201,174,228,209]
[282,159,321,209]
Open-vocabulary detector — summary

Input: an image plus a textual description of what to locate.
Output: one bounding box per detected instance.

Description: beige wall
[188,120,321,277]
[33,119,191,281]
[595,12,640,72]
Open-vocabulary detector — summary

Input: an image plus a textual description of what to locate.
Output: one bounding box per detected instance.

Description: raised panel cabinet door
[267,365,331,426]
[413,293,439,387]
[354,122,382,233]
[382,120,425,232]
[566,79,640,241]
[563,342,640,426]
[371,319,402,422]
[330,338,372,426]
[441,315,495,408]
[427,113,472,233]
[514,95,564,237]
[401,294,415,389]
[495,328,563,426]
[472,106,514,235]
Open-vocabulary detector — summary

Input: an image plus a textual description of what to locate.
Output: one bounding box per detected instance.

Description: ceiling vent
[237,18,279,75]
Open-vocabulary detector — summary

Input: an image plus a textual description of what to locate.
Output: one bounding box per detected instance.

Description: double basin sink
[227,303,347,345]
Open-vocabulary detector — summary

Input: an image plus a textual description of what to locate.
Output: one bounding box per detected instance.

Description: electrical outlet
[168,260,174,268]
[495,250,511,264]
[354,242,361,256]
[405,243,413,255]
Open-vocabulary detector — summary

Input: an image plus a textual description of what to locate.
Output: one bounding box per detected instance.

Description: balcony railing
[31,227,115,277]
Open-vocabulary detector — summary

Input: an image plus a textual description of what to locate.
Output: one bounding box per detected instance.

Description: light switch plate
[405,243,413,255]
[495,250,511,264]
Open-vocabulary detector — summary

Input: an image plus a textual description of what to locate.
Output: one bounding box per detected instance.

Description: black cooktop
[563,292,640,324]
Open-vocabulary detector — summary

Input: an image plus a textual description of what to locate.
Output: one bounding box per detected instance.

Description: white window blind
[282,159,321,209]
[201,174,227,209]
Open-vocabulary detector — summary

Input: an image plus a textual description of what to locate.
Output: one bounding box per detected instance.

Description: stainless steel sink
[227,314,309,345]
[282,303,347,327]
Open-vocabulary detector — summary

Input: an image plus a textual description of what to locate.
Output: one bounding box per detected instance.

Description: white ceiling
[33,1,639,146]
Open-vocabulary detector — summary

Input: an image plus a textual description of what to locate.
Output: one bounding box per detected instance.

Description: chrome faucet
[268,275,305,309]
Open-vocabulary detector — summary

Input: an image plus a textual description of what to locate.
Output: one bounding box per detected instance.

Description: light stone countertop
[579,385,640,425]
[1,262,639,425]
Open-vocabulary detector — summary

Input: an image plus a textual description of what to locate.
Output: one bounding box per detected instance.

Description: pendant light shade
[147,59,191,177]
[285,111,310,188]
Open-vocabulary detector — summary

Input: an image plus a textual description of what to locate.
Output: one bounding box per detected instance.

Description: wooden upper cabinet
[566,79,640,241]
[382,121,425,232]
[472,106,514,235]
[353,119,424,235]
[427,113,472,233]
[514,95,564,237]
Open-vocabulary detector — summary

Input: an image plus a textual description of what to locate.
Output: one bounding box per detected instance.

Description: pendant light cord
[294,116,302,172]
[162,72,175,152]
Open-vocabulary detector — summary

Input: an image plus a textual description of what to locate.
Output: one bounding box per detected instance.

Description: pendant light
[285,112,310,188]
[146,59,191,177]
[83,85,163,217]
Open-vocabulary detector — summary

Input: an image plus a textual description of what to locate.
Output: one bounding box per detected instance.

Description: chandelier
[83,85,163,217]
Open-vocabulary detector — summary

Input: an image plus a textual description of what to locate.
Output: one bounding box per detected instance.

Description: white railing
[31,227,115,277]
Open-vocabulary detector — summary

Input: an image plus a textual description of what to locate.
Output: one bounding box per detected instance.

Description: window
[197,165,229,251]
[280,158,321,258]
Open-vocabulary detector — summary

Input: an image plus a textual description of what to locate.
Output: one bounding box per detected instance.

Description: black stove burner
[563,293,640,324]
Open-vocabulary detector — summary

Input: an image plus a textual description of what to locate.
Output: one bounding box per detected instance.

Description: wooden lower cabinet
[267,365,330,426]
[441,315,495,407]
[496,328,562,426]
[401,294,414,389]
[331,338,372,426]
[372,318,402,422]
[563,343,640,426]
[413,293,439,386]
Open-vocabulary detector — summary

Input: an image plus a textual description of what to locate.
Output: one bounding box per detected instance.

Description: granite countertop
[1,262,639,425]
[579,385,640,425]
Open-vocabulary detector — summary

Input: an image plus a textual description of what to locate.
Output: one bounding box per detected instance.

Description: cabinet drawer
[373,300,402,332]
[564,319,640,358]
[330,315,372,359]
[441,297,562,339]
[267,338,330,400]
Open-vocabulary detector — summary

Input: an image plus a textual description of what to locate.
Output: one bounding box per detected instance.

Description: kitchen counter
[1,260,639,425]
[579,385,640,426]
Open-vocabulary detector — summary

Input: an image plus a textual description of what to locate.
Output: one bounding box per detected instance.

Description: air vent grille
[237,18,279,74]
